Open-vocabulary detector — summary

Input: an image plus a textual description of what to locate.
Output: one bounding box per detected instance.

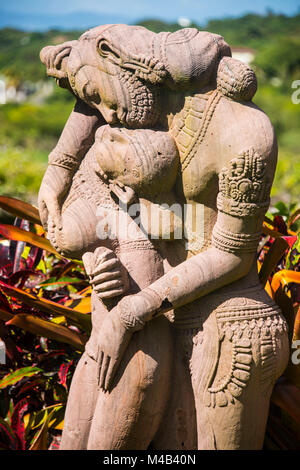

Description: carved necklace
[171,89,222,172]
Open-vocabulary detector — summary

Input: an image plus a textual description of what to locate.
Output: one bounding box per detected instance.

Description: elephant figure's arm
[118,148,275,321]
[38,99,105,230]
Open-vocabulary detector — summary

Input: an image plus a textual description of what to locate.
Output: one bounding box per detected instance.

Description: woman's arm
[38,99,105,230]
[49,99,104,168]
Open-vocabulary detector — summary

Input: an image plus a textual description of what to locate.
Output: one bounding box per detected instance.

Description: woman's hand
[83,247,129,300]
[96,292,157,391]
[96,305,133,391]
[38,164,73,231]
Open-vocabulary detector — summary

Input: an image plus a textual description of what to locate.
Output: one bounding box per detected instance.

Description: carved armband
[212,223,260,254]
[48,151,79,171]
[118,288,163,332]
[217,149,272,218]
[118,298,146,331]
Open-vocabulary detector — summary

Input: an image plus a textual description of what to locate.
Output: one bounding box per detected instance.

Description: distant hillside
[204,12,300,47]
[138,12,300,47]
[1,12,300,85]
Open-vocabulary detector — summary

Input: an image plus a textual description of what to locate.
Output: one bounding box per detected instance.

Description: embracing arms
[96,148,275,390]
[118,148,273,322]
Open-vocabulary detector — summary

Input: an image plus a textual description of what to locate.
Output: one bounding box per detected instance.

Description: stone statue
[38,25,289,450]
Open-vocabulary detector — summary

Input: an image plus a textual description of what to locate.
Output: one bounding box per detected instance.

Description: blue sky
[1,0,300,23]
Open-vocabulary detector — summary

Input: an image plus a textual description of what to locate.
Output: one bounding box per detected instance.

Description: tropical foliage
[0,196,91,449]
[0,196,299,449]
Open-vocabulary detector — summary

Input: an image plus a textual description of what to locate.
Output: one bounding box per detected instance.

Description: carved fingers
[43,194,62,232]
[98,352,119,391]
[38,193,62,232]
[82,247,129,299]
[38,198,49,231]
[96,307,132,391]
[38,165,71,231]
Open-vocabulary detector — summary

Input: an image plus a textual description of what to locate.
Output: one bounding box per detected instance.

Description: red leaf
[15,377,45,399]
[273,215,288,235]
[0,417,18,450]
[26,246,43,270]
[6,314,86,351]
[10,219,29,273]
[7,269,38,289]
[48,435,61,450]
[0,243,13,277]
[0,281,91,333]
[259,237,290,286]
[58,362,72,387]
[282,236,298,249]
[11,398,29,450]
[0,289,13,313]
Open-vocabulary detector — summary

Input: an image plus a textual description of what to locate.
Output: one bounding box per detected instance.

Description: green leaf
[48,404,65,430]
[286,233,300,270]
[29,410,50,450]
[30,405,58,430]
[275,201,289,215]
[0,367,42,390]
[0,416,18,449]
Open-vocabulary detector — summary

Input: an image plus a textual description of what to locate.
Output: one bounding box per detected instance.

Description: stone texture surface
[38,24,289,450]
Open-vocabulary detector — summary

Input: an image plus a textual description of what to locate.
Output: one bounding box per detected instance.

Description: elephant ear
[97,38,168,85]
[40,40,78,88]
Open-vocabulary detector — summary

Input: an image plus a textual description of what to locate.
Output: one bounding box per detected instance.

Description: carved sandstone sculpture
[38,25,289,450]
